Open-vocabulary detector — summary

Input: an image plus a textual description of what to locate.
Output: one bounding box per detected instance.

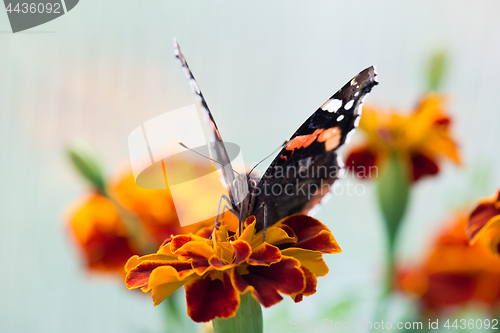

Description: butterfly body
[174,40,378,231]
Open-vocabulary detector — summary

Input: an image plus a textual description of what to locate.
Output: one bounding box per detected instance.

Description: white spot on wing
[189,79,200,94]
[354,116,361,127]
[344,100,354,110]
[351,78,357,85]
[336,114,345,122]
[354,91,359,97]
[321,99,342,113]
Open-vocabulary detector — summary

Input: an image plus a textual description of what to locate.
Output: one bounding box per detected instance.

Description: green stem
[213,292,263,333]
[383,234,396,298]
[162,290,185,333]
[375,152,411,319]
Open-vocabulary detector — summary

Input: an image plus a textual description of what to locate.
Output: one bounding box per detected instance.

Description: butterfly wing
[252,66,378,229]
[174,40,239,204]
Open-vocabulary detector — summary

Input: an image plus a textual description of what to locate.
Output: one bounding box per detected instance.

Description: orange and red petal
[83,233,137,274]
[251,226,297,248]
[171,235,208,253]
[209,240,252,269]
[291,266,317,302]
[345,146,378,179]
[248,243,282,266]
[231,257,305,308]
[125,260,192,290]
[185,272,240,322]
[277,215,341,253]
[280,248,330,277]
[175,241,214,274]
[238,219,257,243]
[468,192,500,244]
[433,116,451,127]
[148,265,196,305]
[124,253,176,273]
[410,152,439,182]
[421,272,476,311]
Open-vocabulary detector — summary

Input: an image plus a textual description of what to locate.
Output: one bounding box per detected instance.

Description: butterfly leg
[209,194,234,240]
[254,202,268,242]
[221,204,237,218]
[238,208,243,237]
[263,203,267,243]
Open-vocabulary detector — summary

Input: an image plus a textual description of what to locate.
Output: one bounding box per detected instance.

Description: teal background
[1,1,500,332]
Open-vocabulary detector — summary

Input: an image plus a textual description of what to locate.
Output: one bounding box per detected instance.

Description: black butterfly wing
[252,66,378,229]
[174,40,239,204]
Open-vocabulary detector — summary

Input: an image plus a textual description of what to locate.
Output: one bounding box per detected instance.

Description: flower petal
[124,254,175,273]
[248,243,282,266]
[233,240,252,264]
[209,240,252,269]
[250,226,297,248]
[291,266,317,302]
[468,192,500,244]
[238,219,256,243]
[175,241,214,274]
[345,146,378,179]
[281,248,329,276]
[277,215,341,253]
[231,257,305,307]
[185,272,240,322]
[148,265,196,305]
[171,234,208,253]
[410,152,439,182]
[422,273,476,310]
[125,260,192,290]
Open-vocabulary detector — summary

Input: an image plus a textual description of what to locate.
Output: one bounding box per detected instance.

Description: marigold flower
[125,215,341,322]
[346,93,460,182]
[70,194,139,273]
[398,215,500,312]
[467,189,500,255]
[68,167,237,275]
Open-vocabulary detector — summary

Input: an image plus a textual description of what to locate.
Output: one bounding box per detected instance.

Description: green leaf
[427,50,448,91]
[213,292,263,333]
[67,139,107,194]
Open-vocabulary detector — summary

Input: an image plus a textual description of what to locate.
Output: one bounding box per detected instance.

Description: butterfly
[174,40,378,233]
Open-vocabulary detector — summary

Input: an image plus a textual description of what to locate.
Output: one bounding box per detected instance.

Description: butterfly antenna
[248,140,290,176]
[178,142,241,176]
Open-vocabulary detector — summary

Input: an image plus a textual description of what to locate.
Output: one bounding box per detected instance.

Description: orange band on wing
[285,127,341,154]
[317,127,341,151]
[286,129,324,152]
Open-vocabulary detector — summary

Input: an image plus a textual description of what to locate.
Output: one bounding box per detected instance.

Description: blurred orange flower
[467,189,500,255]
[346,93,460,182]
[398,215,500,313]
[70,194,138,273]
[68,165,237,276]
[125,215,341,322]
